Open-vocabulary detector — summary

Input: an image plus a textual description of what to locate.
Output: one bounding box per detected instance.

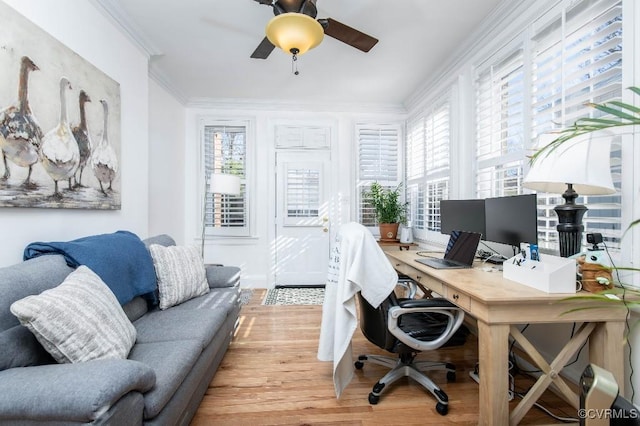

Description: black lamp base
[554,183,587,257]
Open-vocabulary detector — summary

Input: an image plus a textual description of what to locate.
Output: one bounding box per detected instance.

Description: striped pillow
[149,244,209,310]
[10,266,136,364]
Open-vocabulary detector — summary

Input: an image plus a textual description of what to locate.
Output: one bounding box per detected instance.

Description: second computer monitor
[440,199,486,237]
[484,194,538,247]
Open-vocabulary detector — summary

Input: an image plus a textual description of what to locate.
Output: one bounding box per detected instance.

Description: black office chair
[355,285,467,415]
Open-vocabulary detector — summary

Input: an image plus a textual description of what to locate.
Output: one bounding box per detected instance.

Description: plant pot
[379,223,399,242]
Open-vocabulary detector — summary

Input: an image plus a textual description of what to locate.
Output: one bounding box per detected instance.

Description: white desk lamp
[209,173,241,196]
[523,133,616,257]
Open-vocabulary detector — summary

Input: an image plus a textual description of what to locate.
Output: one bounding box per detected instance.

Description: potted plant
[365,182,407,241]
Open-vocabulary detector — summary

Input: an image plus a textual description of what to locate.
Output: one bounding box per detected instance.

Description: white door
[275,151,331,286]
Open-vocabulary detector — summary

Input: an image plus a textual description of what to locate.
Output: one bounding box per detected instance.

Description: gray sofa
[0,234,241,426]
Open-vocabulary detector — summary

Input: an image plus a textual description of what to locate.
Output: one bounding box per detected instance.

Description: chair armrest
[396,279,418,299]
[0,359,155,422]
[397,297,457,309]
[205,265,241,288]
[387,298,465,352]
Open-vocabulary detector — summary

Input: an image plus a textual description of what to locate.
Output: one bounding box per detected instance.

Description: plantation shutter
[406,99,450,234]
[406,113,426,231]
[203,124,248,235]
[530,0,622,250]
[357,124,401,226]
[475,47,525,200]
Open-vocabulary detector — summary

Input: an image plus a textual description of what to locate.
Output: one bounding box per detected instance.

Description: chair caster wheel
[436,402,448,415]
[368,393,379,405]
[355,361,364,369]
[447,371,456,382]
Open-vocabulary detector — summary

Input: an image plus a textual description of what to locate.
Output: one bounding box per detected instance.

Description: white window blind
[286,168,320,218]
[203,123,248,236]
[531,0,622,251]
[406,100,451,234]
[356,124,401,226]
[475,47,525,200]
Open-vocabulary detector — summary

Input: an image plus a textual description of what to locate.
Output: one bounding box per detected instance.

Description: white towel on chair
[317,222,398,398]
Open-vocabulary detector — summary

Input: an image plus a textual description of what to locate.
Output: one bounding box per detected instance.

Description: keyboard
[415,257,471,269]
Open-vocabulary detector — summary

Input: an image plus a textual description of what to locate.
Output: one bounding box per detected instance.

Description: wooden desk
[385,250,626,425]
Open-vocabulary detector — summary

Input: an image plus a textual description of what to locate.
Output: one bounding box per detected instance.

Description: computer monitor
[440,199,486,237]
[484,194,538,247]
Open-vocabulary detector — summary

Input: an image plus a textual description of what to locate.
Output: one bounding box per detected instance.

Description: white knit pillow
[149,245,209,310]
[10,266,136,364]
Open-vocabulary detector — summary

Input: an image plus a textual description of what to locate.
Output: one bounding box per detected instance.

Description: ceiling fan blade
[250,37,276,59]
[319,18,378,52]
[253,0,273,5]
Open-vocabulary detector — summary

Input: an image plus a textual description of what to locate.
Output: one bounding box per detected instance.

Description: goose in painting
[40,77,80,198]
[71,90,92,187]
[0,56,44,188]
[92,99,118,195]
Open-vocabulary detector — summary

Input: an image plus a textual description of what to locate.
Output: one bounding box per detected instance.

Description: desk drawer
[445,288,471,311]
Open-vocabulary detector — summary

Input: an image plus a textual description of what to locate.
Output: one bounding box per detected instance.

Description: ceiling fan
[251,0,379,59]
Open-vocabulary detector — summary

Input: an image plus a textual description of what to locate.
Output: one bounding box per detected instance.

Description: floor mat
[262,287,325,306]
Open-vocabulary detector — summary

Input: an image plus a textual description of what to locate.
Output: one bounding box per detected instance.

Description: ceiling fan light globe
[265,13,324,56]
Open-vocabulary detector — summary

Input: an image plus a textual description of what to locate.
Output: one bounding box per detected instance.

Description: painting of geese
[0,1,121,209]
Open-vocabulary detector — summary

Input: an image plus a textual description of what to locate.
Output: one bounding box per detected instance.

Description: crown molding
[89,0,163,58]
[148,63,189,105]
[404,0,553,112]
[186,97,407,115]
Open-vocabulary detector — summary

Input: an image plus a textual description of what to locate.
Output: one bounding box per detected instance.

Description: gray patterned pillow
[149,244,209,310]
[10,266,136,364]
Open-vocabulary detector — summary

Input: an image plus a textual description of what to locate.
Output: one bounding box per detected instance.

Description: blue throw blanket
[24,230,158,306]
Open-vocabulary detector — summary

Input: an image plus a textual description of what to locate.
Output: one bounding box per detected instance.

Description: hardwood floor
[191,290,577,425]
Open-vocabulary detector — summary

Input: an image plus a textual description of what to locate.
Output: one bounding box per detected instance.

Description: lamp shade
[209,173,241,195]
[265,13,324,55]
[523,132,616,195]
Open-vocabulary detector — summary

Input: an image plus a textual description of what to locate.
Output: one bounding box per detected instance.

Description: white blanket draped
[317,222,398,398]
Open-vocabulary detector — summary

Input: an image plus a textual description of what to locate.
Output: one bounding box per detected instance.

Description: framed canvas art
[0,1,121,209]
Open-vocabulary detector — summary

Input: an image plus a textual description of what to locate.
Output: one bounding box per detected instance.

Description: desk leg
[589,320,625,395]
[478,321,510,426]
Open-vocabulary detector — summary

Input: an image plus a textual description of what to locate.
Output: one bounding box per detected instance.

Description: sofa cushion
[170,287,239,313]
[0,325,54,370]
[0,359,154,423]
[134,306,227,349]
[149,245,209,310]
[122,296,149,322]
[205,265,241,288]
[143,234,176,248]
[0,254,73,331]
[127,340,202,419]
[10,266,137,363]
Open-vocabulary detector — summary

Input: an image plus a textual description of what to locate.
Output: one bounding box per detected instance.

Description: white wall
[0,0,150,266]
[148,79,186,243]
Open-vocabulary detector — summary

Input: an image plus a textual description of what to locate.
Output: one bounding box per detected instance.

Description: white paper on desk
[317,222,398,398]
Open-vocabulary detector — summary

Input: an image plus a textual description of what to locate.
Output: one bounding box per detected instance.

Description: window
[356,124,402,227]
[202,121,250,236]
[475,47,525,200]
[407,99,451,237]
[530,0,622,251]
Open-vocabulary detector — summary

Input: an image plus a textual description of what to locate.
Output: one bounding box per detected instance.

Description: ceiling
[94,0,504,107]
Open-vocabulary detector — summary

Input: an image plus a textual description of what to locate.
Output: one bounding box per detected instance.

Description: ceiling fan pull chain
[290,47,300,75]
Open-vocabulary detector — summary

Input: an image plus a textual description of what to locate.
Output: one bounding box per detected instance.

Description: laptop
[416,230,482,269]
